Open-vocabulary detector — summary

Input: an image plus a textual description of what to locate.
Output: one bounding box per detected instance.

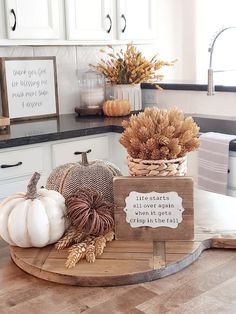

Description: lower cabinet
[109,132,128,175]
[52,135,110,167]
[187,150,199,185]
[0,133,199,202]
[0,133,124,201]
[0,175,48,200]
[0,146,44,181]
[0,144,51,201]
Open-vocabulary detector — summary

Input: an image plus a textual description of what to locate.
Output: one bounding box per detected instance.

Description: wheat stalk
[55,226,77,250]
[119,108,200,160]
[90,43,175,85]
[65,231,115,268]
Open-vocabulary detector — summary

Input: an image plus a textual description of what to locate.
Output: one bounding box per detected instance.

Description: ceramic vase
[109,84,142,112]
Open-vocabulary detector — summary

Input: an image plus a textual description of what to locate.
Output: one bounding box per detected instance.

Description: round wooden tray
[10,190,236,287]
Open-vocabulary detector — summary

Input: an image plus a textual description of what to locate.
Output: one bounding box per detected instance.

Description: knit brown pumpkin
[46,150,122,203]
[103,99,131,117]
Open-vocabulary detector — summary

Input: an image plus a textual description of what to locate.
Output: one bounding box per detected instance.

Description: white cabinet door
[52,136,110,167]
[187,150,199,185]
[4,0,60,39]
[0,175,47,202]
[65,0,113,40]
[109,133,128,175]
[117,0,155,40]
[0,143,51,202]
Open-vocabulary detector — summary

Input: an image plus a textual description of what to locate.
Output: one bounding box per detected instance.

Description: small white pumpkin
[0,172,66,248]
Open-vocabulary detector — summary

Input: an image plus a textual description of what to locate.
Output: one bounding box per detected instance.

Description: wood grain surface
[2,241,236,312]
[113,176,194,240]
[9,189,236,288]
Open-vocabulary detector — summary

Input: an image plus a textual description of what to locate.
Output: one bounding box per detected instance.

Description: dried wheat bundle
[120,107,200,160]
[65,230,115,268]
[66,236,93,268]
[55,226,84,250]
[90,43,175,85]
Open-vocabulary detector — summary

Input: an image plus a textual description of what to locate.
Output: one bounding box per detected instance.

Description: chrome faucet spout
[207,69,214,96]
[207,26,236,96]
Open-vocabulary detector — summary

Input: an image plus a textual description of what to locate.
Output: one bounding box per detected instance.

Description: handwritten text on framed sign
[0,57,59,121]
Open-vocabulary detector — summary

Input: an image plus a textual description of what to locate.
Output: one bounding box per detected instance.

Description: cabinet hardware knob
[106,14,112,33]
[10,9,17,31]
[121,14,127,33]
[1,161,22,168]
[74,149,91,155]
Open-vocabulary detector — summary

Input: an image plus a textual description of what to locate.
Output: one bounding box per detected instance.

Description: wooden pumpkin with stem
[0,172,66,247]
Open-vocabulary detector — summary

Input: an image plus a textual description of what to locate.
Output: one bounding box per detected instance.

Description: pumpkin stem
[26,172,40,199]
[75,149,91,166]
[81,152,89,165]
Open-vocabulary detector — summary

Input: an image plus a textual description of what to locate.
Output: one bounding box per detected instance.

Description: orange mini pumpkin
[103,99,131,117]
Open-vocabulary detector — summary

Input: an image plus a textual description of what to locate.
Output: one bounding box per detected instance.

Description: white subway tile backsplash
[55,61,78,114]
[33,46,75,61]
[0,46,34,57]
[0,44,236,117]
[76,46,103,70]
[0,47,34,115]
[187,91,236,116]
[33,46,78,114]
[76,45,126,70]
[143,89,236,118]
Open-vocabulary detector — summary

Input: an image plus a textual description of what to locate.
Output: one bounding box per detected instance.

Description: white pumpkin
[0,172,66,248]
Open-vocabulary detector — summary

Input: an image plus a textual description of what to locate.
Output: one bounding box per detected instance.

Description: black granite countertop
[141,82,236,92]
[0,114,125,149]
[0,113,236,150]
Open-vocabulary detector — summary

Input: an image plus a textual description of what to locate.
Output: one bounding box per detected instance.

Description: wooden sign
[0,57,59,121]
[113,176,194,241]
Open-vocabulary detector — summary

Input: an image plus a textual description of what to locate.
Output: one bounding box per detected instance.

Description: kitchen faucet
[207,26,236,95]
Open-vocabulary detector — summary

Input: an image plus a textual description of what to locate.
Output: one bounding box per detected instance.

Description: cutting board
[10,190,236,286]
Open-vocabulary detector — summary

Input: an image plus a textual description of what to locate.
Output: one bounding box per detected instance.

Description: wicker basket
[127,155,187,177]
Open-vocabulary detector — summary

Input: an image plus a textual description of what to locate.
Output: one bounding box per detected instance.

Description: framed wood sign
[113,176,194,241]
[0,57,59,121]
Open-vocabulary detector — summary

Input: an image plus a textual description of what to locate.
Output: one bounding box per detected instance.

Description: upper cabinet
[117,0,155,40]
[65,0,114,40]
[65,0,155,41]
[4,0,60,39]
[1,0,155,43]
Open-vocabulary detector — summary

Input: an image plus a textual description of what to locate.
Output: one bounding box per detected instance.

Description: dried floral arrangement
[55,187,115,268]
[90,43,175,86]
[119,107,200,160]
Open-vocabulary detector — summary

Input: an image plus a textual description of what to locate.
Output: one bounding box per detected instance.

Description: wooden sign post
[113,176,194,241]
